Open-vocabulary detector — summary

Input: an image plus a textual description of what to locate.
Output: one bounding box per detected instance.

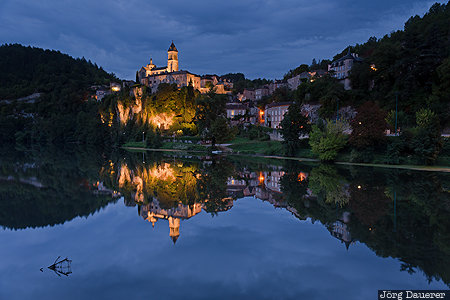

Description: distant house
[221,78,233,90]
[266,80,288,94]
[255,87,270,100]
[226,102,247,120]
[310,69,327,78]
[110,82,121,92]
[95,86,111,101]
[247,103,264,125]
[200,74,219,93]
[287,70,327,90]
[264,102,292,129]
[287,72,312,90]
[328,49,362,90]
[242,89,256,101]
[301,104,321,123]
[96,90,108,101]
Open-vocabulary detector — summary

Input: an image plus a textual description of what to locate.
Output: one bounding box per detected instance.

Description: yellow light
[357,185,361,189]
[111,86,121,92]
[298,172,307,182]
[259,172,265,183]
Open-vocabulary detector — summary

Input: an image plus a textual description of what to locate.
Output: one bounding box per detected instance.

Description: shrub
[309,120,348,161]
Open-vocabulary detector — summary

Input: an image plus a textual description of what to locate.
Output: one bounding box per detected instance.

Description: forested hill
[0,44,117,145]
[0,44,115,99]
[346,2,450,123]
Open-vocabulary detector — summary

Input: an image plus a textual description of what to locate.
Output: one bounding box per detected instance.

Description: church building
[137,42,201,93]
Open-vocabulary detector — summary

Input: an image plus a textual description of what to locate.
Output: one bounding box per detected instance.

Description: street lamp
[142,131,145,145]
[395,92,399,136]
[336,99,339,121]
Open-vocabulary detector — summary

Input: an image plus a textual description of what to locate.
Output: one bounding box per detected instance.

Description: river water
[0,148,448,299]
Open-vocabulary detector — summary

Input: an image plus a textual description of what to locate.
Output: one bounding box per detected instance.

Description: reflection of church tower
[167,41,179,73]
[168,216,180,244]
[147,212,157,228]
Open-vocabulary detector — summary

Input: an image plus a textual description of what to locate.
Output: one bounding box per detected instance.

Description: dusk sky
[0,0,445,80]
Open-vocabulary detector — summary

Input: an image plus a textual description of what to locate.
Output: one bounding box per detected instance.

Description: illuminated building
[264,102,292,129]
[328,49,362,90]
[140,199,203,244]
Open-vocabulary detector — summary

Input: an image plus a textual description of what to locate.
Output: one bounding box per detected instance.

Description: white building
[328,49,362,90]
[264,102,292,129]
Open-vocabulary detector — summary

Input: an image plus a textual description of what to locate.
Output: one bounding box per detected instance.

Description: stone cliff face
[114,86,174,129]
[117,102,131,124]
[116,86,144,124]
[117,162,181,204]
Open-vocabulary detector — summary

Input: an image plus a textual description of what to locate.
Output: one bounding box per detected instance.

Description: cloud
[0,0,446,79]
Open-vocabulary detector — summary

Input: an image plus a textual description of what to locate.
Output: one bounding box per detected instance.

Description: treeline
[0,44,116,145]
[0,44,114,99]
[220,73,272,93]
[279,3,450,128]
[279,161,450,285]
[0,146,117,229]
[277,3,450,165]
[347,2,450,127]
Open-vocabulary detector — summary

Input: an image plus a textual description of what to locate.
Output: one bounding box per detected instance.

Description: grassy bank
[228,137,284,155]
[122,136,450,170]
[123,141,207,152]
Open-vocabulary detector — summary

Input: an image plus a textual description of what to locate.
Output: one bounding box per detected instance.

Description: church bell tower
[167,41,179,73]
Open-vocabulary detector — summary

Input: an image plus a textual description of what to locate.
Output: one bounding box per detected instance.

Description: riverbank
[122,143,450,173]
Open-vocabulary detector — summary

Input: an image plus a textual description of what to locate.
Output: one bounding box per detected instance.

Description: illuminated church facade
[137,42,201,93]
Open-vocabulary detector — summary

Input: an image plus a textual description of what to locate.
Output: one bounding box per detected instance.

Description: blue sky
[0,0,445,79]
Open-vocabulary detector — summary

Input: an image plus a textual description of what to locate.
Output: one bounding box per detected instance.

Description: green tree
[309,120,348,161]
[210,117,235,144]
[284,64,310,80]
[385,109,408,132]
[194,93,230,146]
[280,103,310,156]
[412,108,442,164]
[308,164,349,207]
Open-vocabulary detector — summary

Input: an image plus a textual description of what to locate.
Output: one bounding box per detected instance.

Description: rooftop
[266,101,293,109]
[168,41,178,52]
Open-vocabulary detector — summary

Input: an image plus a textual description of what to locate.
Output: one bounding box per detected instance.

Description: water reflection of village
[101,159,353,248]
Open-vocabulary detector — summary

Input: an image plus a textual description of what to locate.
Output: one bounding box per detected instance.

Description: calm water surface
[0,148,449,299]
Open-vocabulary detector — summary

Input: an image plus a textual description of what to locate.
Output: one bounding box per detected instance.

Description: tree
[385,109,408,132]
[350,101,387,149]
[412,108,442,164]
[308,164,349,207]
[309,120,348,161]
[210,117,235,144]
[280,103,310,156]
[284,64,310,80]
[194,93,230,146]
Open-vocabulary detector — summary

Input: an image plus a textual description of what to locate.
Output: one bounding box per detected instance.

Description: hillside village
[96,41,364,132]
[1,3,448,166]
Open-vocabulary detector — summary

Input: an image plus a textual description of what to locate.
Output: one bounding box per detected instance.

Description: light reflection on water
[0,149,448,299]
